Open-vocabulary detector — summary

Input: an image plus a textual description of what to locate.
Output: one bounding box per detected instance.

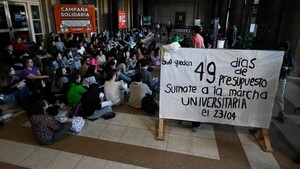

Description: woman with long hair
[66,74,86,106]
[80,84,115,120]
[82,65,97,88]
[51,67,69,94]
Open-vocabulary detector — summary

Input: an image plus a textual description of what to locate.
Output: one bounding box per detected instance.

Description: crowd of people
[0,23,295,145]
[0,28,161,144]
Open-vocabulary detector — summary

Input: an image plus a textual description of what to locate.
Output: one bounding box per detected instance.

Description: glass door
[0,1,30,45]
[8,2,30,41]
[0,1,10,47]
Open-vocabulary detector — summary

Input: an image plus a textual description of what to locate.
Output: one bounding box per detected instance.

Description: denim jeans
[116,72,131,83]
[2,86,30,106]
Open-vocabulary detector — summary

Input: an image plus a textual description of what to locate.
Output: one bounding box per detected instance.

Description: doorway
[0,1,30,46]
[175,12,186,27]
[0,1,44,48]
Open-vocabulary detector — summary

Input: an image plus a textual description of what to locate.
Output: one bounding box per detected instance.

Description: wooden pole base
[156,118,165,140]
[251,128,273,152]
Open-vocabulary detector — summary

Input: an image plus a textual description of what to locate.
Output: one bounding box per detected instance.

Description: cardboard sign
[159,48,284,128]
[118,10,126,30]
[53,4,96,33]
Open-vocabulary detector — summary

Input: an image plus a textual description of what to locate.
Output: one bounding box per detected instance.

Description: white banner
[159,48,284,128]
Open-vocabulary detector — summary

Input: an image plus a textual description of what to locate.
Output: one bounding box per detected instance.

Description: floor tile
[21,147,59,169]
[242,144,281,169]
[0,142,37,166]
[191,137,220,160]
[128,116,156,131]
[190,124,216,140]
[142,130,168,150]
[93,117,112,124]
[235,126,257,146]
[167,134,192,154]
[98,124,126,142]
[0,139,17,158]
[120,127,147,146]
[104,161,135,169]
[169,125,191,136]
[77,121,107,138]
[44,151,83,169]
[75,156,107,169]
[109,113,133,127]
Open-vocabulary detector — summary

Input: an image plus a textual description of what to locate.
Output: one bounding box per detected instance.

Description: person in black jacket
[80,84,115,120]
[275,41,295,120]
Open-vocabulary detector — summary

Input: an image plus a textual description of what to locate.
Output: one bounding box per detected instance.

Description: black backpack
[141,93,159,115]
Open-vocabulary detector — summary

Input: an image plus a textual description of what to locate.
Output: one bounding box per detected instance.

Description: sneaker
[192,124,202,132]
[278,111,287,120]
[102,112,116,120]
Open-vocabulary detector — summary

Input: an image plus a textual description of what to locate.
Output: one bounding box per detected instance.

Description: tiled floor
[1,95,299,169]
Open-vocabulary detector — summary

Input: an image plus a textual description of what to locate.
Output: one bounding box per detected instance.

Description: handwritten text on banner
[159,49,284,128]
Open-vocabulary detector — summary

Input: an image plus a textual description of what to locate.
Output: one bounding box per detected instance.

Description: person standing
[227,24,237,48]
[155,22,162,41]
[191,26,205,48]
[166,21,172,42]
[190,25,205,131]
[275,41,295,120]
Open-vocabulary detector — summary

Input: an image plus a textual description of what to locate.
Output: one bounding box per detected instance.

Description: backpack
[141,93,159,115]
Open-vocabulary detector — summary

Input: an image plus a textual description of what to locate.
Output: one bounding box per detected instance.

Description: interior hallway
[0,36,300,169]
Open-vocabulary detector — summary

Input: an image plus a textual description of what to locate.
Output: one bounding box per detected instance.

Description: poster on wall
[159,48,284,128]
[53,4,96,34]
[118,10,126,30]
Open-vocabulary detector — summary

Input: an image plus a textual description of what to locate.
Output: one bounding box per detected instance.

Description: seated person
[80,84,115,120]
[82,65,98,88]
[126,53,138,70]
[0,44,20,68]
[30,78,65,117]
[51,68,69,94]
[32,42,52,70]
[136,59,159,91]
[29,99,72,145]
[22,58,49,90]
[150,48,161,66]
[104,70,129,105]
[106,58,131,83]
[129,73,153,109]
[12,37,29,62]
[0,64,30,109]
[52,52,68,71]
[66,74,87,106]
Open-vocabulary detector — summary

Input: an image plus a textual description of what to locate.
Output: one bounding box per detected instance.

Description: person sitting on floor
[29,99,72,145]
[0,63,30,110]
[82,65,98,88]
[80,84,115,120]
[136,59,159,91]
[66,74,87,106]
[129,73,153,109]
[104,70,129,105]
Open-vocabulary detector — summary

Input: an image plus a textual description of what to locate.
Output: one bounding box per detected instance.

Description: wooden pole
[156,118,165,140]
[251,128,273,152]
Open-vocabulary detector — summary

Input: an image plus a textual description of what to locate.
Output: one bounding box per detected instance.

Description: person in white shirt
[104,70,129,105]
[129,73,152,109]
